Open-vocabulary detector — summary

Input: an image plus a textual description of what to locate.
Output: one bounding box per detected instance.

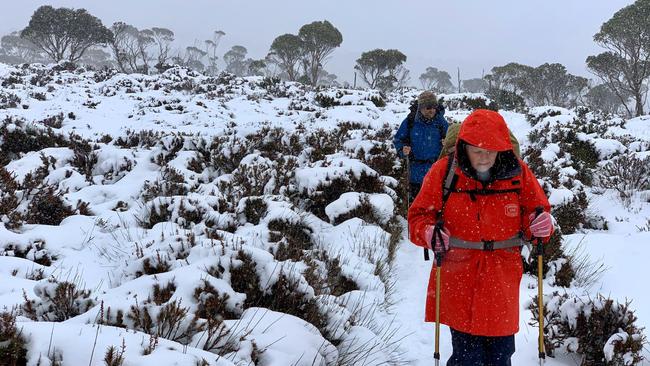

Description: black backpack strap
[441,154,458,206]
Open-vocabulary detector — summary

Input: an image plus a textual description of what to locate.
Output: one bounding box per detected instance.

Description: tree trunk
[634,92,644,116]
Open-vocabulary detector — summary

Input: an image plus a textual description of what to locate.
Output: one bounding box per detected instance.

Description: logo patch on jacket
[505,204,519,217]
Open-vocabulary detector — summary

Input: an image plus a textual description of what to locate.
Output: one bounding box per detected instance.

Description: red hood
[457,109,513,152]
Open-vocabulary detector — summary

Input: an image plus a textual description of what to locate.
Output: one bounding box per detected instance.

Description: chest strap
[409,158,436,164]
[449,235,522,251]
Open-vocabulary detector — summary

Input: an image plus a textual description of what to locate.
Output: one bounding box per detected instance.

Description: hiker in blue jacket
[393,91,449,204]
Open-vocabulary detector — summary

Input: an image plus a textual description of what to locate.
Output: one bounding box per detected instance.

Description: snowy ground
[0,63,648,365]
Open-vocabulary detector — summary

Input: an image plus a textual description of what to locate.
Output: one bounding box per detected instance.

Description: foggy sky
[0,0,636,86]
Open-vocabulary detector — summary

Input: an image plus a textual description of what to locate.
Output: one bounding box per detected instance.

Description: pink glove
[529,212,553,238]
[424,225,450,252]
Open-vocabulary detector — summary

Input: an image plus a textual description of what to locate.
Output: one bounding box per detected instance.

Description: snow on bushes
[0,62,646,365]
[528,292,645,365]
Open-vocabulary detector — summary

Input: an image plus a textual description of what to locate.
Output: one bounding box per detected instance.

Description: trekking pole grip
[434,220,445,267]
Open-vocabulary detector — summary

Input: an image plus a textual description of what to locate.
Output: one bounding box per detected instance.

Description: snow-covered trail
[392,236,577,365]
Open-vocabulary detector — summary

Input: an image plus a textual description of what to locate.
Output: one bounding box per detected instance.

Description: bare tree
[204,30,225,75]
[0,32,46,63]
[136,29,154,74]
[150,27,175,68]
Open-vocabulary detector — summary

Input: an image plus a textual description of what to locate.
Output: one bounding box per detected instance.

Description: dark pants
[446,328,515,366]
[408,182,422,206]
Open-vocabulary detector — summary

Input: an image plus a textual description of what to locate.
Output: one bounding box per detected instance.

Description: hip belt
[449,235,522,251]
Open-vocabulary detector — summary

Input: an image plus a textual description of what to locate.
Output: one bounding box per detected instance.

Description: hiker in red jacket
[408,109,554,365]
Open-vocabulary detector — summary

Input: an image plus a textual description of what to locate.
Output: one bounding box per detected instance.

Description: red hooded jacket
[408,109,551,336]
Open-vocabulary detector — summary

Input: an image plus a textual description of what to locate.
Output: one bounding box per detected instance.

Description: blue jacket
[393,109,448,184]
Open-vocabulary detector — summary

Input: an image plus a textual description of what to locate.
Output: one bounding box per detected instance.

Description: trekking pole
[404,154,429,261]
[433,221,445,365]
[405,156,410,235]
[535,206,546,365]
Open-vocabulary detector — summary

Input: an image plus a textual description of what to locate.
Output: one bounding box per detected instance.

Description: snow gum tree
[355,48,407,91]
[298,20,342,86]
[586,0,650,116]
[268,34,304,81]
[21,5,113,63]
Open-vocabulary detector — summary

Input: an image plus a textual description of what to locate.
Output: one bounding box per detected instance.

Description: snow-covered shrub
[324,255,359,297]
[229,250,264,307]
[127,299,201,344]
[303,251,360,298]
[441,93,498,111]
[262,272,327,335]
[141,167,189,201]
[22,278,95,321]
[523,232,574,286]
[208,134,252,174]
[1,240,55,267]
[355,140,399,178]
[523,108,620,233]
[0,167,20,228]
[257,76,288,98]
[268,218,314,261]
[152,135,186,166]
[1,71,23,86]
[114,129,163,149]
[193,280,241,320]
[231,156,274,197]
[241,197,267,225]
[561,131,599,186]
[529,292,646,365]
[306,128,342,162]
[315,93,340,108]
[527,107,564,126]
[326,192,394,230]
[138,197,206,229]
[552,190,590,235]
[35,112,64,128]
[0,311,27,365]
[69,137,98,181]
[367,95,386,107]
[0,90,20,109]
[247,126,303,159]
[150,281,176,306]
[25,186,74,226]
[596,154,650,206]
[0,117,68,165]
[301,170,385,222]
[136,252,172,276]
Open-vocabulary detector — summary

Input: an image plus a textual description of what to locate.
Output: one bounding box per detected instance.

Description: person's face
[466,145,498,172]
[420,104,436,119]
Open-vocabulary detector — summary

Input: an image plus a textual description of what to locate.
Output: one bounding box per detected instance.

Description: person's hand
[402,146,411,156]
[529,211,553,238]
[424,225,450,252]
